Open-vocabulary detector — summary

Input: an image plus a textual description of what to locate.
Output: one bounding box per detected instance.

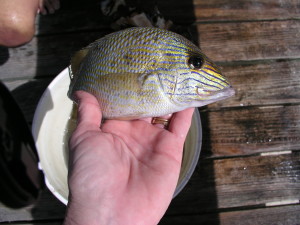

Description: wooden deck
[1,0,300,224]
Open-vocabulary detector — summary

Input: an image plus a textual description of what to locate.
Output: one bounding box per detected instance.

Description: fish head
[158,50,235,108]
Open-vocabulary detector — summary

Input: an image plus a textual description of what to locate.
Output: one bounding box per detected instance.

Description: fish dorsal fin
[70,35,109,78]
[70,48,90,79]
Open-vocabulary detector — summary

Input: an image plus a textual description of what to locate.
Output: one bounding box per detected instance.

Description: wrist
[63,198,114,225]
[63,197,162,225]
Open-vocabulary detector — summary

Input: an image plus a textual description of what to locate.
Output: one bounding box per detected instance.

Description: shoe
[0,81,43,208]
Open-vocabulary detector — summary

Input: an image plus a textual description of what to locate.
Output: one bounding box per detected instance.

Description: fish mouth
[196,86,235,102]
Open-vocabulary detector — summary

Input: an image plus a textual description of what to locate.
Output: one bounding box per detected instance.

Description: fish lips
[194,86,235,107]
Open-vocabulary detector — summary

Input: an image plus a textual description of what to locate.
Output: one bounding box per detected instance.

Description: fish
[68,27,234,119]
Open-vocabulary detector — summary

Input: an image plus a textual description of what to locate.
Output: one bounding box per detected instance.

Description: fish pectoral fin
[137,73,154,88]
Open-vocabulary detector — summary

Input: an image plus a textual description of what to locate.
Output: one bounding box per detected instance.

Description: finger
[139,117,152,123]
[74,91,102,132]
[168,108,194,139]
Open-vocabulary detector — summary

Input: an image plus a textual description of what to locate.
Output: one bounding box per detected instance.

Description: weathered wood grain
[0,152,298,222]
[4,80,300,157]
[4,58,300,117]
[201,105,300,156]
[35,0,195,35]
[0,32,107,80]
[2,21,300,80]
[4,81,300,159]
[3,204,300,225]
[2,204,300,225]
[161,204,300,225]
[34,0,300,36]
[209,59,300,108]
[1,1,300,224]
[0,40,38,80]
[194,0,300,22]
[2,152,299,222]
[199,20,300,62]
[165,152,300,215]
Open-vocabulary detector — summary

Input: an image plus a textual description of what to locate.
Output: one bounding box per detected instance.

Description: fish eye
[188,56,204,70]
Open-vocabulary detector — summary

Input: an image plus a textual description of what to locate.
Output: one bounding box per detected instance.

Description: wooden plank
[4,60,300,118]
[4,33,102,79]
[3,205,300,225]
[0,32,106,80]
[201,105,300,157]
[209,59,300,108]
[199,20,300,62]
[2,153,299,222]
[0,39,38,80]
[35,0,196,34]
[194,0,300,22]
[0,188,65,222]
[160,204,300,225]
[34,0,300,35]
[2,21,300,80]
[4,80,300,157]
[165,152,300,215]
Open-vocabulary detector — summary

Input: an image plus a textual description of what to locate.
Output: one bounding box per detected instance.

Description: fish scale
[68,27,235,119]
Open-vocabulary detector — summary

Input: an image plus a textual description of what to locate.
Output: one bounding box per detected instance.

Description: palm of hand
[67,91,193,225]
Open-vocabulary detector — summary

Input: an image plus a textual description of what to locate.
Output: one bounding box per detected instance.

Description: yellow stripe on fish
[68,27,234,119]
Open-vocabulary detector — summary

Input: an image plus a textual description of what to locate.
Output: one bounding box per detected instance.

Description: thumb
[73,91,102,134]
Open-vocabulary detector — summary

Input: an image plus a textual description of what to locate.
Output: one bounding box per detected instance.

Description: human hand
[63,91,194,225]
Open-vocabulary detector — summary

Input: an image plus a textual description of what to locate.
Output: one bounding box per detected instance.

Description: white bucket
[32,68,202,204]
